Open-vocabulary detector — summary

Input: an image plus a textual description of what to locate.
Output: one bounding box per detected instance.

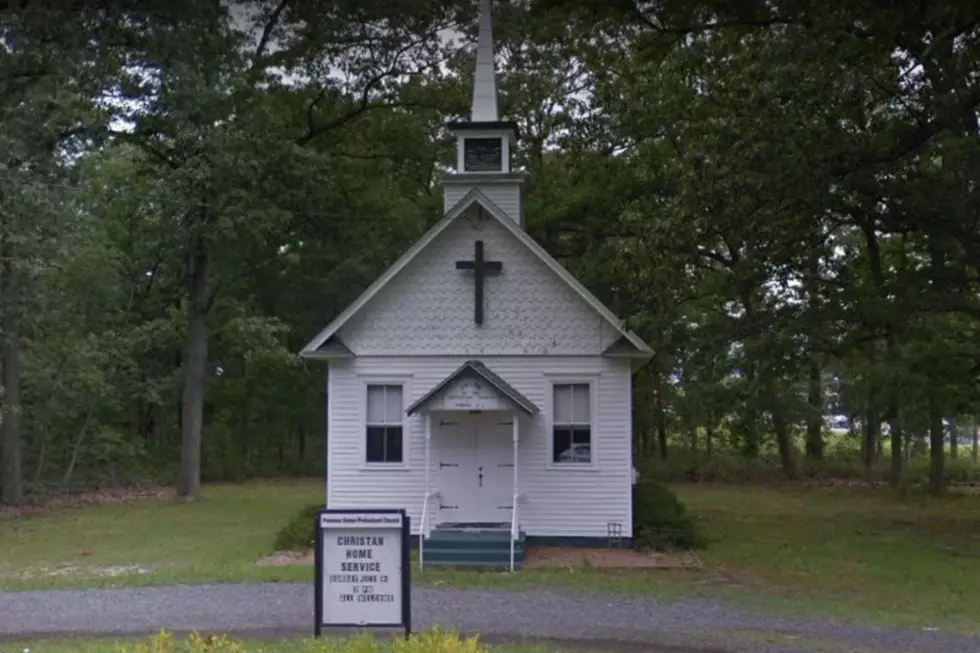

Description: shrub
[119,627,489,652]
[632,481,706,551]
[273,502,322,551]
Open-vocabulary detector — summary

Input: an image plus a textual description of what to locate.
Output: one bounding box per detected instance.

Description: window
[366,384,403,463]
[552,383,591,464]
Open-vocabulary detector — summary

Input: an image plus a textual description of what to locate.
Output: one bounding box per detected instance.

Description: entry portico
[406,360,536,542]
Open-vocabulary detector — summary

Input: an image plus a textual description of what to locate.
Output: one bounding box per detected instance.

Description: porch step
[422,522,526,569]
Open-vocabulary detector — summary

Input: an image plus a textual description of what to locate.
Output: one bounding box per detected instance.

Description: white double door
[433,412,514,524]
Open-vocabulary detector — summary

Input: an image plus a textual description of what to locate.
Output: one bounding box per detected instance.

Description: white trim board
[299,189,654,359]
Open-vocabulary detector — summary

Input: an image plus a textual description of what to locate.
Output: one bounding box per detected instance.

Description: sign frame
[313,507,412,638]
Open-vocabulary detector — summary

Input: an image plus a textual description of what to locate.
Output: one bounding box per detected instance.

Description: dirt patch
[6,563,155,580]
[0,486,172,520]
[257,546,702,571]
[525,546,702,570]
[258,550,314,566]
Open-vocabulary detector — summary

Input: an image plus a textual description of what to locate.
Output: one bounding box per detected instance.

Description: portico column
[424,412,432,537]
[511,413,519,514]
[510,411,519,572]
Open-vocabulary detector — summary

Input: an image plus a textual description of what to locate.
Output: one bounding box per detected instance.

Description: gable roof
[299,189,654,359]
[406,360,538,416]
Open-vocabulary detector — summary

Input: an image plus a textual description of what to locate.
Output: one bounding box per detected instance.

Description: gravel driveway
[0,583,977,653]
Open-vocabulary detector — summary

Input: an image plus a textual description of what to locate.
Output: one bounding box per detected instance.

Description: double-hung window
[552,383,592,464]
[366,384,403,464]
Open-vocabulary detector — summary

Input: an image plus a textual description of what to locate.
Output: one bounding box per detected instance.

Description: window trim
[545,374,599,470]
[360,375,412,470]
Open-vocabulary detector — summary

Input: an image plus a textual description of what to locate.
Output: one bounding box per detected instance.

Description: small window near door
[366,384,403,463]
[552,383,591,464]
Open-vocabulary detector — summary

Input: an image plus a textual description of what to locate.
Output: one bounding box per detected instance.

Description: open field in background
[0,477,978,633]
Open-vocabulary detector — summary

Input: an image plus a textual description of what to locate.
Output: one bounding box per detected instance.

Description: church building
[300,0,653,569]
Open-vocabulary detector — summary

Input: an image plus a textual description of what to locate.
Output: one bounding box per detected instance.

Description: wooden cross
[455,240,502,325]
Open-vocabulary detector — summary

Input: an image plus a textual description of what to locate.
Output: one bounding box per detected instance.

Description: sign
[440,377,503,411]
[314,508,411,637]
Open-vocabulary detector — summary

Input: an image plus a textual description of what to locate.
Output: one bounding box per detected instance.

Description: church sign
[314,508,411,637]
[439,376,504,411]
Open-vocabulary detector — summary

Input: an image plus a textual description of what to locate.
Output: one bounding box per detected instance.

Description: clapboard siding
[444,181,522,225]
[337,205,620,356]
[326,355,634,538]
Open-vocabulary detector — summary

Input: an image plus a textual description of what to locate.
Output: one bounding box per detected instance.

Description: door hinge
[498,505,513,510]
[439,461,458,468]
[498,421,513,426]
[439,420,459,426]
[498,463,514,468]
[439,503,458,510]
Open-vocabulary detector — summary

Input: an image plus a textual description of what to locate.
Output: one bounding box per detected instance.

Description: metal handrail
[419,490,439,570]
[509,492,522,572]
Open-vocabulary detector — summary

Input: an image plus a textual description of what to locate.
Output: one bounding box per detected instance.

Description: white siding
[326,355,634,539]
[337,206,620,356]
[444,180,523,226]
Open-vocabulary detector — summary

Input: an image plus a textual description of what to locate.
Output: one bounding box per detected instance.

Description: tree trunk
[861,385,880,474]
[889,408,904,488]
[0,248,23,505]
[928,388,946,497]
[705,423,714,459]
[177,232,211,500]
[805,356,824,461]
[972,415,978,464]
[949,417,958,460]
[653,384,667,460]
[765,369,796,478]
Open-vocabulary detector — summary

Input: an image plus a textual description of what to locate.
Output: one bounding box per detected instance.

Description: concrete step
[422,548,526,568]
[424,538,525,553]
[427,529,524,544]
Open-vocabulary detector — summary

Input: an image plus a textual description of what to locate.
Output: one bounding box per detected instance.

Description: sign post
[314,508,411,639]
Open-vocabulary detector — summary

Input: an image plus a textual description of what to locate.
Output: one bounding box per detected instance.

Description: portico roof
[406,360,538,416]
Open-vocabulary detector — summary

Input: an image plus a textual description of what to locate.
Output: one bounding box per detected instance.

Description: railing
[418,490,439,570]
[509,492,523,572]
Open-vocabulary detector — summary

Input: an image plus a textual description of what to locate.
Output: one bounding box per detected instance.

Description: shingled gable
[405,359,538,416]
[299,188,654,360]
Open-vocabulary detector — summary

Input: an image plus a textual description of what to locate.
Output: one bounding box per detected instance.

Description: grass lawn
[1,478,977,633]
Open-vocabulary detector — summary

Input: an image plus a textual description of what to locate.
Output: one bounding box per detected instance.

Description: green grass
[1,478,978,634]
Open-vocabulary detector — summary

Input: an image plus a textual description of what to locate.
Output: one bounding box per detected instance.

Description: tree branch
[253,0,289,62]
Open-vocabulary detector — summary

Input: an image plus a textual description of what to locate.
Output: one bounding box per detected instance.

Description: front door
[432,413,514,524]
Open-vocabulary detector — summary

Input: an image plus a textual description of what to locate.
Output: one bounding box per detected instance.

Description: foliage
[631,481,705,551]
[120,628,488,653]
[273,502,322,551]
[1,0,980,504]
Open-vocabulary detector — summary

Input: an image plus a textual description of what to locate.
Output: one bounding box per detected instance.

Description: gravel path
[0,583,977,653]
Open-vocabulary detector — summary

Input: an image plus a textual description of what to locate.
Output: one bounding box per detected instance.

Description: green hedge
[272,502,321,551]
[631,481,706,550]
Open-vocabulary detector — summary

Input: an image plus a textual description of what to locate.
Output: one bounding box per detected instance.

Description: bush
[273,502,322,551]
[120,627,489,652]
[632,481,706,551]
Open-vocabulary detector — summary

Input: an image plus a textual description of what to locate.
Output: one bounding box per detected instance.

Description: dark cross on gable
[455,240,502,325]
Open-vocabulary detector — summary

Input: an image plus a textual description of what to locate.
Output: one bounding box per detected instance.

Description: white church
[300,0,653,569]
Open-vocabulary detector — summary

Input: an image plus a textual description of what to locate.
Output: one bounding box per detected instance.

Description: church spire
[471,0,498,122]
[442,0,527,227]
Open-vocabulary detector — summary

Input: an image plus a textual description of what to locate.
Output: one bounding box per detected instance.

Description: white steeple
[471,0,498,122]
[442,0,528,227]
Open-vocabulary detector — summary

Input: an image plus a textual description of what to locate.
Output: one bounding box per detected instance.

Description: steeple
[471,0,498,122]
[442,0,528,227]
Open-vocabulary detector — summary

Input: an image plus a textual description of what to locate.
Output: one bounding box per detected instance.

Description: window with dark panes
[366,385,403,463]
[552,383,591,464]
